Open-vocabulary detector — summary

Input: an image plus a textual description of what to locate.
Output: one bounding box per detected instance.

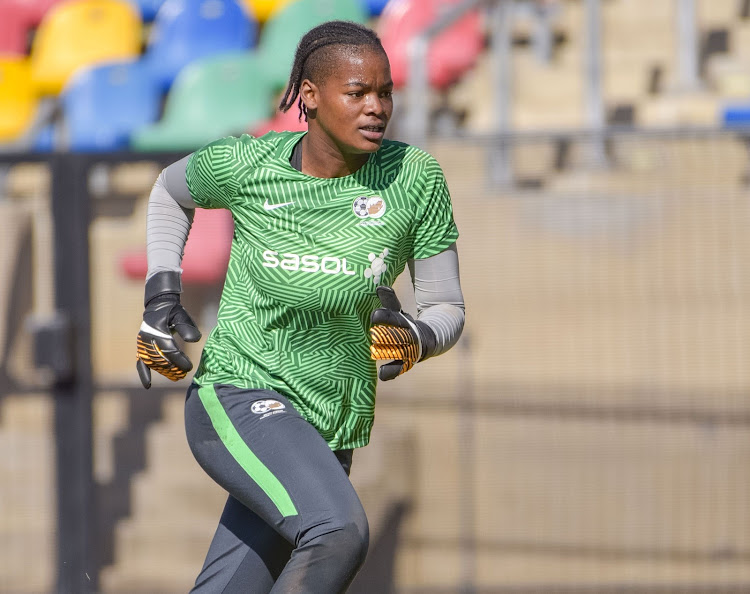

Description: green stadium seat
[130,52,275,152]
[256,0,367,90]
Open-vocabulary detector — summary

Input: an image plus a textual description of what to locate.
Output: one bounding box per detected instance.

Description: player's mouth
[359,124,386,141]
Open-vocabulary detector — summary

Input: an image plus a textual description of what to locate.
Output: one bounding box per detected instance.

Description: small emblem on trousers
[251,399,286,415]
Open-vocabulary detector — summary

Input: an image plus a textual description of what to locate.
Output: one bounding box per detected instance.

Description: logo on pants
[251,399,286,415]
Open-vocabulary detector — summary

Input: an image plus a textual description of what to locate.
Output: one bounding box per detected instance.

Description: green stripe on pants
[197,383,298,517]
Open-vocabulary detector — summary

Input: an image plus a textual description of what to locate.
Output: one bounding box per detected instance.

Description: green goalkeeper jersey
[185,131,458,449]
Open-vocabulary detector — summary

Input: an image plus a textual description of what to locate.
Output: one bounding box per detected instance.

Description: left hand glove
[369,286,436,381]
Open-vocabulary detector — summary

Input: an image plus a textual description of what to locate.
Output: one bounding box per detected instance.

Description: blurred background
[2,0,750,592]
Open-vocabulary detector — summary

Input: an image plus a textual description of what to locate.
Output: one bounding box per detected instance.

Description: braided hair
[279,20,387,122]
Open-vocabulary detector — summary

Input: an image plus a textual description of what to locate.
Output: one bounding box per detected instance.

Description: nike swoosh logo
[263,200,295,211]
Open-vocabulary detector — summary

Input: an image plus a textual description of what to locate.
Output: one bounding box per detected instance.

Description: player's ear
[300,79,318,113]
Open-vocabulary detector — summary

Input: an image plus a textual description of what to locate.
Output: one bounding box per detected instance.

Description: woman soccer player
[135,20,465,593]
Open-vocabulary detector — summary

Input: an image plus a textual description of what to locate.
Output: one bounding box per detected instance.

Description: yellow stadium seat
[243,0,293,22]
[0,58,37,142]
[30,0,142,95]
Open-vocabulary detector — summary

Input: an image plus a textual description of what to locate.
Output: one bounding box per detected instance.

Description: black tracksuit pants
[185,382,369,593]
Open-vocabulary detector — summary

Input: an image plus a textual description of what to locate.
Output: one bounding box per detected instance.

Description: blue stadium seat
[61,60,161,151]
[361,0,389,16]
[129,0,167,20]
[143,0,258,90]
[722,105,750,129]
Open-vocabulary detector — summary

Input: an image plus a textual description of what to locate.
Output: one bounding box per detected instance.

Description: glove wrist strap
[414,319,438,362]
[144,271,183,307]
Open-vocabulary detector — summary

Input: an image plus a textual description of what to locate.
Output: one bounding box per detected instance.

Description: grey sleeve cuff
[145,162,196,281]
[409,243,465,358]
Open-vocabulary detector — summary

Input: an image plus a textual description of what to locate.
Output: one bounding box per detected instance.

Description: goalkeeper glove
[369,286,437,381]
[136,271,201,389]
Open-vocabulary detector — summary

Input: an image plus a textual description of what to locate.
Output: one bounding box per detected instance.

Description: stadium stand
[29,0,142,96]
[141,0,258,91]
[61,60,162,151]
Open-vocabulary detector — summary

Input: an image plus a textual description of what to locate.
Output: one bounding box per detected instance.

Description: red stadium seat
[0,0,67,54]
[378,0,484,90]
[250,105,307,137]
[120,208,233,285]
[21,0,66,22]
[0,2,29,54]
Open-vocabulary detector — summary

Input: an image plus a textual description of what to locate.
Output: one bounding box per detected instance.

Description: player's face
[307,48,394,155]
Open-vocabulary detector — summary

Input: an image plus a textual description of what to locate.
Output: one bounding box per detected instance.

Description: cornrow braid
[279,20,386,122]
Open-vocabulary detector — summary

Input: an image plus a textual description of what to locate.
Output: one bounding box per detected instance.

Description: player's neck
[300,134,370,178]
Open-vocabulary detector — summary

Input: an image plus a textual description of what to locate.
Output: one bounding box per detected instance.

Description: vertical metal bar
[488,0,514,186]
[405,35,430,148]
[458,334,477,594]
[676,0,700,90]
[51,154,96,593]
[584,0,607,165]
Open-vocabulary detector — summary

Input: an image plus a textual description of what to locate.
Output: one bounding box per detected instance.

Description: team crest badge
[352,196,386,219]
[251,399,286,415]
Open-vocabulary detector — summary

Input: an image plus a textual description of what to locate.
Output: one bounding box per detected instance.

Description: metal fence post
[488,0,514,186]
[676,0,700,91]
[50,154,96,593]
[584,0,607,166]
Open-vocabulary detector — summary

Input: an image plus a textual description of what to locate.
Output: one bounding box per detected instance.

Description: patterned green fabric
[186,131,458,449]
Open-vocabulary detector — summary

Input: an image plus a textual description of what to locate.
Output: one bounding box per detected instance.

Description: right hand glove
[136,271,201,389]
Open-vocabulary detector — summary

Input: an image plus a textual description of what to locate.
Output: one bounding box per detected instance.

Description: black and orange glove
[369,286,437,381]
[136,271,201,389]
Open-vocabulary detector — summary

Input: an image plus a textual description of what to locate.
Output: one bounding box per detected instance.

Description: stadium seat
[131,52,274,151]
[242,0,291,22]
[378,0,484,90]
[361,0,389,17]
[0,0,65,54]
[21,0,66,22]
[250,104,307,136]
[142,0,258,91]
[129,0,167,20]
[29,0,142,96]
[0,1,31,54]
[721,104,750,128]
[0,57,37,142]
[119,208,234,285]
[61,60,162,151]
[257,0,367,90]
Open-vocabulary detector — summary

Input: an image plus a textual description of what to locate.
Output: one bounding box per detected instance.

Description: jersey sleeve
[412,157,459,260]
[185,135,251,210]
